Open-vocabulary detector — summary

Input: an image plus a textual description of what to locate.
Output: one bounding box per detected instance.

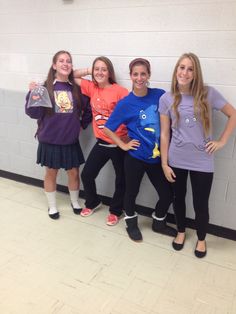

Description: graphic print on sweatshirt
[137,104,161,159]
[54,90,73,113]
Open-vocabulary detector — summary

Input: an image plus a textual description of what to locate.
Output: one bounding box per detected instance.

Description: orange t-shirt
[81,79,129,144]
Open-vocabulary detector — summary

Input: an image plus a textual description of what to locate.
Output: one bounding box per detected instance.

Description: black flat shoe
[194,241,207,258]
[172,237,185,251]
[71,204,82,215]
[48,209,60,220]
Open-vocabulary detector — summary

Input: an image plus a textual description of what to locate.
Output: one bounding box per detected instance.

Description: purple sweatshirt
[25,81,92,145]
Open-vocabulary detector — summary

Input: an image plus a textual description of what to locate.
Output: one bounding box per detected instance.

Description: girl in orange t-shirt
[74,56,128,226]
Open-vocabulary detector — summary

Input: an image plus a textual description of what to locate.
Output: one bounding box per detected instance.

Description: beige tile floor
[0,177,236,314]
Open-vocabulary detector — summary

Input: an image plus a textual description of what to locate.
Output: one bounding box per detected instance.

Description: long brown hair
[44,50,81,114]
[91,56,117,85]
[171,52,210,136]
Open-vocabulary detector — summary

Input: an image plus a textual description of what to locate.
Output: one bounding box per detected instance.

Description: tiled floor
[0,177,236,314]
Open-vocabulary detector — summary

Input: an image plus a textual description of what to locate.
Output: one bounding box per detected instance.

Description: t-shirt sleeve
[159,93,171,117]
[105,100,126,132]
[207,86,228,110]
[80,79,94,97]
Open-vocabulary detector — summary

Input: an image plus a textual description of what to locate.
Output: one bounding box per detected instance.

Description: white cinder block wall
[0,0,235,229]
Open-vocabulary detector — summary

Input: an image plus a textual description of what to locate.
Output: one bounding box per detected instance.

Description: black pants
[81,141,125,216]
[124,153,173,217]
[172,167,213,240]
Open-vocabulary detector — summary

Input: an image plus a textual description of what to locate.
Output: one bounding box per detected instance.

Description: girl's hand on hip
[205,140,225,154]
[122,139,140,151]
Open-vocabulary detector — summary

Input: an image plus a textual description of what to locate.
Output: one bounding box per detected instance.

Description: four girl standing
[26,51,236,256]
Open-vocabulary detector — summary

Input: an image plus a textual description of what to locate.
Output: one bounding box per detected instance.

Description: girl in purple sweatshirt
[26,50,91,219]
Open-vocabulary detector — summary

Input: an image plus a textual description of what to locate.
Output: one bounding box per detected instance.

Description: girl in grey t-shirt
[159,52,236,258]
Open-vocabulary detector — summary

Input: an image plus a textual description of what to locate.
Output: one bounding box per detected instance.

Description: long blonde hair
[171,52,210,136]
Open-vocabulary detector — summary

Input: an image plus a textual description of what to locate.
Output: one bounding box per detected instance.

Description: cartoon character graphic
[54,91,73,113]
[91,97,114,129]
[173,115,210,150]
[137,105,160,159]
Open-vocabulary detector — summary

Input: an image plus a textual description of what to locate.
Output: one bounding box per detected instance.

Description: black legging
[124,153,173,218]
[81,141,125,216]
[172,167,213,240]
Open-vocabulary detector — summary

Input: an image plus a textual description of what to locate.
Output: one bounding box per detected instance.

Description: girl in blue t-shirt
[104,58,177,241]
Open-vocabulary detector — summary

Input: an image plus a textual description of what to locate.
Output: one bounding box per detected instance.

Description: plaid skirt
[37,141,85,170]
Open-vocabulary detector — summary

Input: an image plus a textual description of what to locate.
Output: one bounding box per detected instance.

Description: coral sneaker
[106,214,119,226]
[80,202,102,217]
[80,207,93,217]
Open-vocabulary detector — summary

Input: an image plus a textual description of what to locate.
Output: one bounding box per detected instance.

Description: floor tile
[0,178,236,314]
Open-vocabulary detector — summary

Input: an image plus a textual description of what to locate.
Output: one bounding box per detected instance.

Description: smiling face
[130,64,150,96]
[93,60,110,88]
[53,53,73,81]
[176,57,194,92]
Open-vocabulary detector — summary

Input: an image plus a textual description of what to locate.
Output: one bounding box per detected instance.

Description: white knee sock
[45,191,58,215]
[69,190,82,209]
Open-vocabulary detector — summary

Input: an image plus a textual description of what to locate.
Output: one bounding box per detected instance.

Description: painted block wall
[0,0,235,229]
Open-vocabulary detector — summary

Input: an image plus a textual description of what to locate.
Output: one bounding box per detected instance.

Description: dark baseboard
[1,169,235,241]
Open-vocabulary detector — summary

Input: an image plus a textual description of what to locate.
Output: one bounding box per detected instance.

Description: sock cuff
[45,191,56,196]
[124,213,138,220]
[69,189,79,193]
[152,213,167,221]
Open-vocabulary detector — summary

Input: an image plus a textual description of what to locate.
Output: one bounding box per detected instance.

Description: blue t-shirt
[105,88,165,164]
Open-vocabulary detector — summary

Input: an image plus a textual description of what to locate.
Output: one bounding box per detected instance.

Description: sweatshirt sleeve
[80,93,92,130]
